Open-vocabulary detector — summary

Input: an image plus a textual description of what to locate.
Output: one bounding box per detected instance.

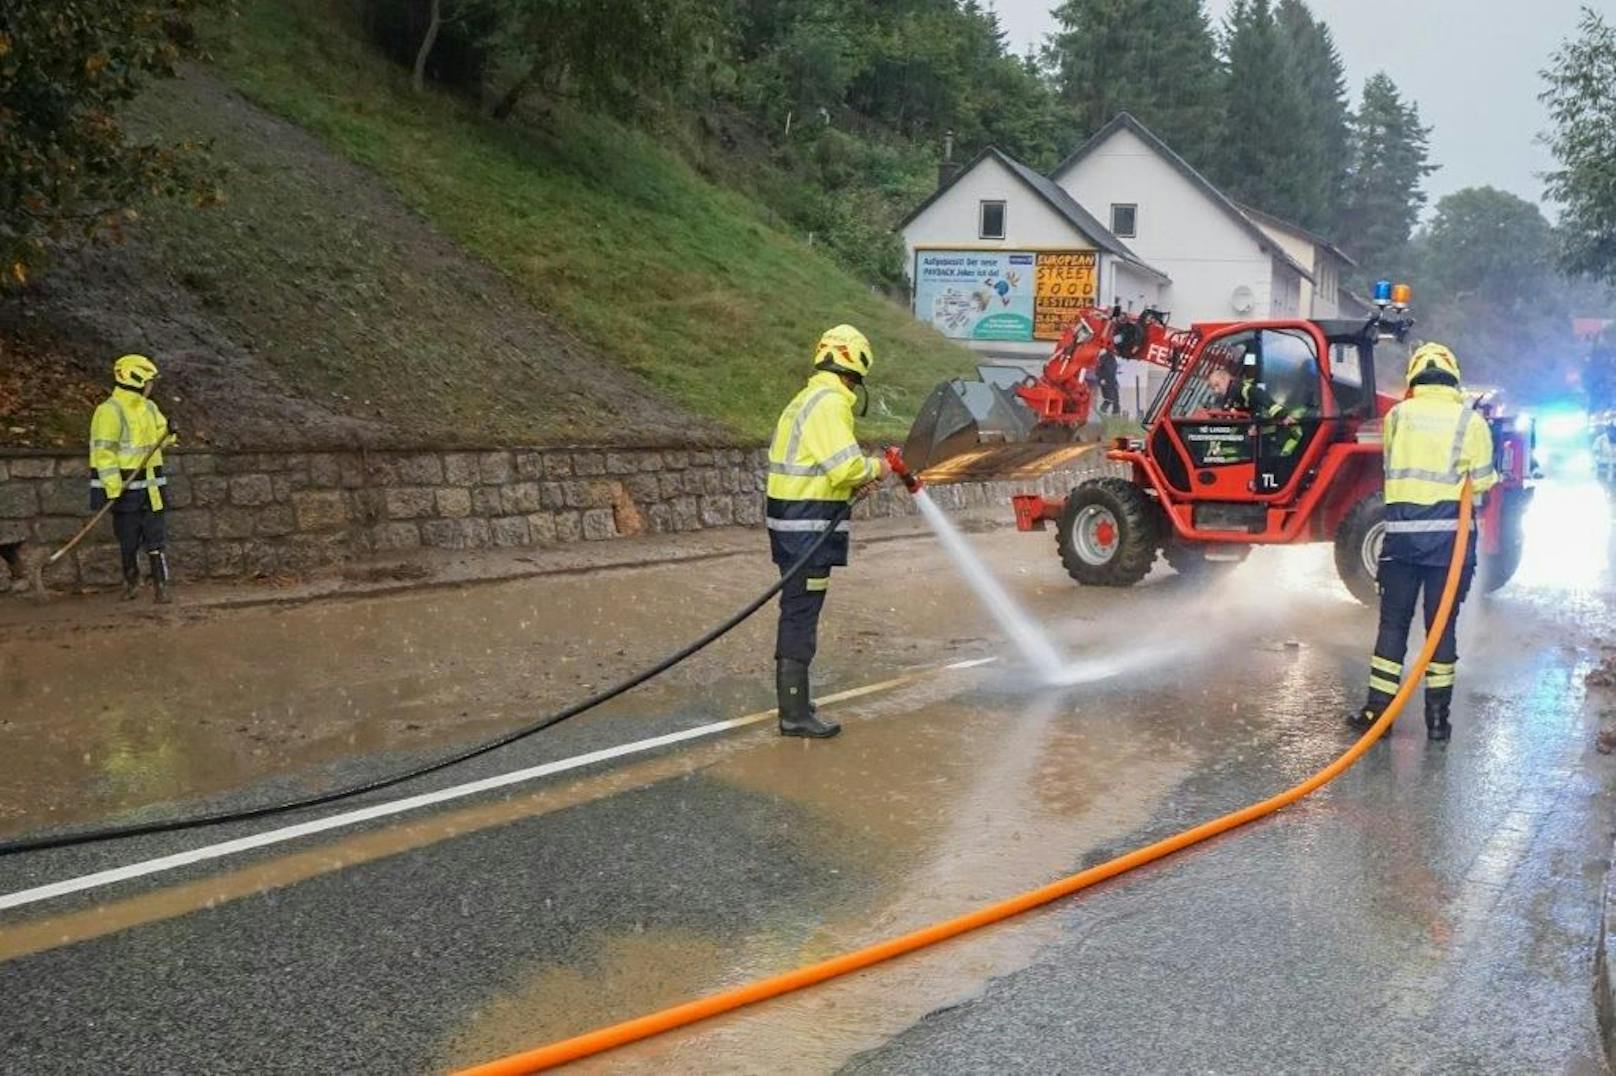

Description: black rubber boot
[777,659,839,739]
[1346,704,1378,730]
[149,551,172,605]
[121,561,141,600]
[1425,697,1451,741]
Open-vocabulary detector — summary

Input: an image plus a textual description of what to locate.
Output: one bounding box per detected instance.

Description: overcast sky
[993,0,1594,216]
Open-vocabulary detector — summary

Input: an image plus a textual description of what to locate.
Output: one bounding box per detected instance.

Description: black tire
[1333,494,1385,606]
[1481,543,1523,593]
[1164,541,1249,579]
[1480,488,1529,593]
[1056,477,1160,586]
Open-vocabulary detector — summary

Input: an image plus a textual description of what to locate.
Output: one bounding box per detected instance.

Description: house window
[978,200,1006,240]
[1111,203,1138,238]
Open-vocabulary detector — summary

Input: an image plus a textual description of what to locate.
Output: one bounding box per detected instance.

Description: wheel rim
[1359,520,1386,581]
[1071,505,1121,565]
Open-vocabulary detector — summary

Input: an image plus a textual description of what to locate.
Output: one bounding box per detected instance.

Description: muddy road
[1,477,1613,1073]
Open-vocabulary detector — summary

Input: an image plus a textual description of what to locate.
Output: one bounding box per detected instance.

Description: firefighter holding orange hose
[1351,343,1496,741]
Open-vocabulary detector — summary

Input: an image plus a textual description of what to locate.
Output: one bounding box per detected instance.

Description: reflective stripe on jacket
[1239,378,1302,456]
[1381,384,1497,566]
[88,388,170,511]
[765,371,879,569]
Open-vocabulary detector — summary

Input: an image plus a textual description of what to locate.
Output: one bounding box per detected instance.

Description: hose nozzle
[884,446,921,494]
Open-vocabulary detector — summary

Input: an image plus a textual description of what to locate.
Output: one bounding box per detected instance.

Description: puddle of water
[436,691,1194,1074]
[441,930,729,1067]
[0,563,798,836]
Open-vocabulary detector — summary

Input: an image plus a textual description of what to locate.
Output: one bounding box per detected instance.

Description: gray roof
[897,146,1170,283]
[1052,112,1316,285]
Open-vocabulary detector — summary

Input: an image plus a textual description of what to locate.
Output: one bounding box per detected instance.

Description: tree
[1275,0,1349,231]
[487,0,718,120]
[1418,187,1555,310]
[1046,0,1224,170]
[413,0,444,92]
[1408,187,1604,398]
[361,0,498,93]
[754,12,862,124]
[1216,0,1312,217]
[1336,72,1435,282]
[0,0,219,289]
[1541,7,1616,285]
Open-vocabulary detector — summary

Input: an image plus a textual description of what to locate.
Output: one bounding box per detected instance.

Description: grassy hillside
[197,0,974,442]
[2,65,702,451]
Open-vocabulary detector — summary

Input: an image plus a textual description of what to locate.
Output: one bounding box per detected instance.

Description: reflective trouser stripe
[805,576,829,592]
[1426,661,1456,689]
[1369,674,1401,696]
[1370,656,1402,676]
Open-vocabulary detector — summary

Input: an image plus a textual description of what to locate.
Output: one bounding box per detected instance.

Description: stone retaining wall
[0,445,1113,587]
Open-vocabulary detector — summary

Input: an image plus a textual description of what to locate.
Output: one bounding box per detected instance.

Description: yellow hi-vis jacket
[1381,383,1497,565]
[89,387,171,511]
[765,370,880,569]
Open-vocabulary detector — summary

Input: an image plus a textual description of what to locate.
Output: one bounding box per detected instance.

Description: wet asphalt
[1,475,1613,1074]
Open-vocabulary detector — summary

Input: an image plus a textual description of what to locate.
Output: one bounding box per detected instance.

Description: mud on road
[1,479,1613,1073]
[0,514,1021,837]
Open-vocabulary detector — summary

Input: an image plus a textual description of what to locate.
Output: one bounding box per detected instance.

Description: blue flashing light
[1372,279,1392,304]
[1538,409,1587,442]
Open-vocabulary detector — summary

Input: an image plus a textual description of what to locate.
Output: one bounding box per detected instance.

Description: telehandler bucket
[901,365,1098,483]
[900,373,1033,474]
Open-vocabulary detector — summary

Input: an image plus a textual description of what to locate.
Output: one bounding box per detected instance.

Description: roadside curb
[0,510,1014,631]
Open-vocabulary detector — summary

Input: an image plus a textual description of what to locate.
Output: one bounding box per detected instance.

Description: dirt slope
[0,70,713,451]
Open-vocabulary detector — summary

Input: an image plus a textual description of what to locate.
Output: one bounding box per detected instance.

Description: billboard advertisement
[914,249,1097,343]
[913,250,1036,342]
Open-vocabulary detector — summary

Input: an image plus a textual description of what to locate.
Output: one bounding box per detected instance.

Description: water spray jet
[884,447,1067,682]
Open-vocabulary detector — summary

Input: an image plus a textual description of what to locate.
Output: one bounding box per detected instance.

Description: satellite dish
[1230,285,1256,315]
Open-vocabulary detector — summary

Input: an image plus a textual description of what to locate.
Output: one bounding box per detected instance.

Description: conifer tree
[1337,72,1436,280]
[1046,0,1224,170]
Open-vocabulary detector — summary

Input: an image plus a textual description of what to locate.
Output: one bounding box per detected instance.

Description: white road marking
[0,659,998,913]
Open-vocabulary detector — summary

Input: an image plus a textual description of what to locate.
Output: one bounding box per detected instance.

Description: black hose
[0,505,853,856]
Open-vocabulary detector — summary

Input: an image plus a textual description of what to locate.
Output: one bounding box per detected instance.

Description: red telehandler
[901,297,1535,603]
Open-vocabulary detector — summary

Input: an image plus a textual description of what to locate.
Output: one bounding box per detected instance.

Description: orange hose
[458,487,1474,1076]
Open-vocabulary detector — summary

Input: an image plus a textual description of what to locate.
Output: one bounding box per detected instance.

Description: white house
[1050,113,1314,324]
[1237,202,1357,319]
[897,146,1169,364]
